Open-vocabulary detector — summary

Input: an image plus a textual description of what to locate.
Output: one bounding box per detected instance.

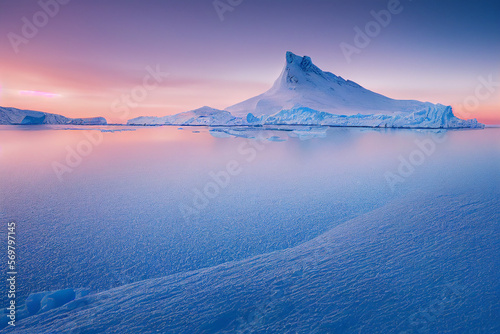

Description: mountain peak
[285,51,299,63]
[285,51,317,73]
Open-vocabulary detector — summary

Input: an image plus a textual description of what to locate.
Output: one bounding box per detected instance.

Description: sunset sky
[0,0,499,124]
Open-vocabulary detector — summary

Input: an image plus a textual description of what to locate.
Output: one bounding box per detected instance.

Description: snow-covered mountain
[127,106,245,126]
[0,106,107,125]
[0,53,485,129]
[126,52,482,129]
[224,51,483,128]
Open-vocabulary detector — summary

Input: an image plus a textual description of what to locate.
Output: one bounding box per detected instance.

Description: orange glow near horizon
[1,0,499,125]
[1,58,498,125]
[0,58,272,124]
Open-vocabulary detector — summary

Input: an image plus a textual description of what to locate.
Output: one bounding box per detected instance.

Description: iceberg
[226,52,483,129]
[0,107,107,125]
[128,52,483,129]
[127,106,245,126]
[1,52,484,129]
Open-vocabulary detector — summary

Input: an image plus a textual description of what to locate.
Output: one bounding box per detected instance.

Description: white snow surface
[5,191,498,333]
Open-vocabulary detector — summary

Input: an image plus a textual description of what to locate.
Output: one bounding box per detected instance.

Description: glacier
[0,53,485,129]
[128,52,483,129]
[0,107,107,125]
[247,105,483,128]
[127,106,245,126]
[227,51,483,129]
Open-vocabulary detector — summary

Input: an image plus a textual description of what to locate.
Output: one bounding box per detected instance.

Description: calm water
[0,125,498,332]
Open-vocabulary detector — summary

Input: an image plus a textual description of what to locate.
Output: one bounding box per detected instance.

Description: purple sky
[0,0,499,123]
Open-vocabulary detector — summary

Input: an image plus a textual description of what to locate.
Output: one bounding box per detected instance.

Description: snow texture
[5,191,498,333]
[0,288,89,329]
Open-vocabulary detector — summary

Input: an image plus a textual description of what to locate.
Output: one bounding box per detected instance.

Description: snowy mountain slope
[6,190,499,333]
[0,107,107,125]
[226,51,422,117]
[128,52,482,128]
[127,106,246,126]
[226,52,483,128]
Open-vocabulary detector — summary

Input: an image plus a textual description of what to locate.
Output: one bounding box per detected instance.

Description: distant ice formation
[0,107,107,125]
[129,52,483,129]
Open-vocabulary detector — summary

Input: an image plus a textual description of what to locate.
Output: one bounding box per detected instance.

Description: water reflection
[0,125,497,309]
